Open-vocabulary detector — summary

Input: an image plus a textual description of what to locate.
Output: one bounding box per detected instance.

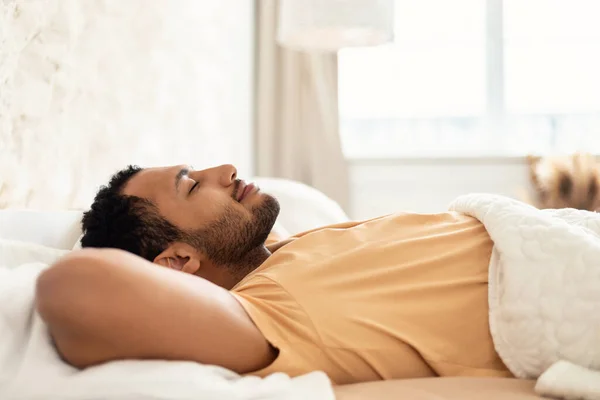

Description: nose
[193,164,237,187]
[217,164,237,187]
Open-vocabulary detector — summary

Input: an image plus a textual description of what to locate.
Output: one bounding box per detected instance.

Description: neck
[199,245,271,290]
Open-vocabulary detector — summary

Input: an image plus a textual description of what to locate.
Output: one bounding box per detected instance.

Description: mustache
[231,179,242,201]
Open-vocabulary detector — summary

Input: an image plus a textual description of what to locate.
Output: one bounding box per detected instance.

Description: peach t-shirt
[231,212,511,384]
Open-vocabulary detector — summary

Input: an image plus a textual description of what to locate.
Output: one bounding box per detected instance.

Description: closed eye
[189,181,199,194]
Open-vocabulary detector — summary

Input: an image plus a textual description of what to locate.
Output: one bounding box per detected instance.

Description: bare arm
[36,248,276,373]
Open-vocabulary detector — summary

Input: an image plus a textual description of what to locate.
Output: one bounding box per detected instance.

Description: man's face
[123,164,280,265]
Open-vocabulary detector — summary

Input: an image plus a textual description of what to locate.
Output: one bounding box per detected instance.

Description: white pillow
[0,239,69,269]
[72,234,83,250]
[0,209,83,250]
[252,177,350,234]
[270,221,291,239]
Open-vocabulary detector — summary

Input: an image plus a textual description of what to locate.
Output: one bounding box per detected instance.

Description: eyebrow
[174,167,190,193]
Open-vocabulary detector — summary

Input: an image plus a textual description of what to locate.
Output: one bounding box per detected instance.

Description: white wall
[0,0,254,209]
[349,157,531,219]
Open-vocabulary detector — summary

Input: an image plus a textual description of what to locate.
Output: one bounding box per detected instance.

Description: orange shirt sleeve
[231,275,326,378]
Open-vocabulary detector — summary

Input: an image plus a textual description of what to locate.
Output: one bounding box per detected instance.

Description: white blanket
[0,262,334,400]
[449,194,600,400]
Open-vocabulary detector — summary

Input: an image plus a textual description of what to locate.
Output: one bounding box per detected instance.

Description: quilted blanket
[449,194,600,400]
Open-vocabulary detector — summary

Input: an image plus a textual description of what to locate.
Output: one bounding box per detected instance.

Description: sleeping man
[35,164,600,386]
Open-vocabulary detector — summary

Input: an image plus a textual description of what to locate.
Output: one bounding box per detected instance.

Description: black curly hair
[81,165,184,261]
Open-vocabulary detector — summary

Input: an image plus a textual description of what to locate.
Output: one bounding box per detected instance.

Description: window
[338,0,600,158]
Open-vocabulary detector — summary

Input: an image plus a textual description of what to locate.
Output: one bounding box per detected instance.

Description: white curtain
[254,0,350,212]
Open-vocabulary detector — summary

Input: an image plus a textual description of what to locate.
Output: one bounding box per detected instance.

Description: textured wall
[0,0,253,209]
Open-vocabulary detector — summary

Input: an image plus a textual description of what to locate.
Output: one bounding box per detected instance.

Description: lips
[240,183,255,202]
[236,180,256,202]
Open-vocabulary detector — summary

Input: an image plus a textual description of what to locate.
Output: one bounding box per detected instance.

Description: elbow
[35,249,113,368]
[36,249,103,324]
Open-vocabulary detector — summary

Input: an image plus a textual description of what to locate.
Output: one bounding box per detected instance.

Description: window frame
[339,0,600,160]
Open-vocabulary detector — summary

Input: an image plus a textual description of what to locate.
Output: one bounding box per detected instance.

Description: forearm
[36,248,275,373]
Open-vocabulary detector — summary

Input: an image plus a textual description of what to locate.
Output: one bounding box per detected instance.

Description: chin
[250,191,275,204]
[255,193,280,219]
[243,194,280,250]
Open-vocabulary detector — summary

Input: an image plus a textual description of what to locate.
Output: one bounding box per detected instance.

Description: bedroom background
[1,0,599,220]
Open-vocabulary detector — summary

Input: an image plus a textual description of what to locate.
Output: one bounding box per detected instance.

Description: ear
[153,242,203,275]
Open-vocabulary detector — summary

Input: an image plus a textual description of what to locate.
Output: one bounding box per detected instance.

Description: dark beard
[183,195,280,271]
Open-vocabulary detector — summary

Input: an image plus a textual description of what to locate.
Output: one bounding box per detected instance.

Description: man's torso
[232,212,511,384]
